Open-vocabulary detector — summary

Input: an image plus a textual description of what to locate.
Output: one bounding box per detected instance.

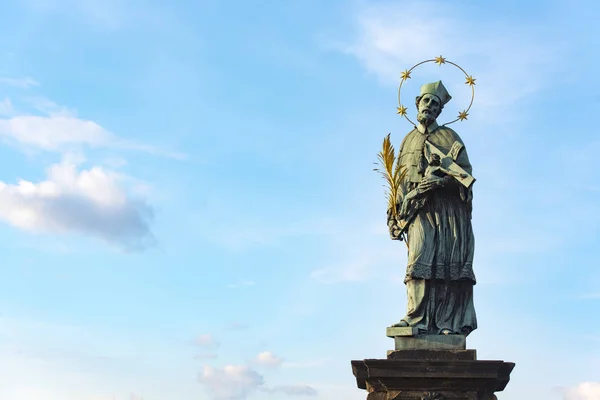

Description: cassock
[396,120,477,335]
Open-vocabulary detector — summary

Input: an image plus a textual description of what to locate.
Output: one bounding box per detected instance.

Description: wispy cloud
[255,351,284,368]
[0,115,112,151]
[25,96,76,117]
[198,365,264,400]
[340,1,566,122]
[23,0,128,31]
[23,0,185,34]
[0,97,13,116]
[0,77,39,89]
[310,232,399,284]
[0,82,186,159]
[325,0,587,290]
[261,384,318,396]
[0,114,187,159]
[193,334,220,349]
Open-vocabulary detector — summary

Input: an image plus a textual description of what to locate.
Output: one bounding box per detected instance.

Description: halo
[396,55,476,126]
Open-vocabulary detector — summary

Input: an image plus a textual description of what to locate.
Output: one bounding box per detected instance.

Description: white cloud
[0,159,154,251]
[0,86,185,247]
[255,351,284,368]
[198,365,264,400]
[198,362,317,400]
[0,77,39,88]
[194,334,220,348]
[563,382,600,400]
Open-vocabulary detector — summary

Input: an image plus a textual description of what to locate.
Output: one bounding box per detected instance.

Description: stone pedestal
[351,328,515,400]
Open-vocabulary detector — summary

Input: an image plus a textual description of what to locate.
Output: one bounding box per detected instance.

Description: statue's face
[428,153,441,166]
[417,94,442,119]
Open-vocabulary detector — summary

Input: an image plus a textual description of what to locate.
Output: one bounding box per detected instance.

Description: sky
[0,0,598,399]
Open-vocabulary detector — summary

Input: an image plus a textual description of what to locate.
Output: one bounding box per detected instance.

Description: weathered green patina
[387,81,477,336]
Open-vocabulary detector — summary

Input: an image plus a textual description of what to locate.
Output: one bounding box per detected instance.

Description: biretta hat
[419,80,452,105]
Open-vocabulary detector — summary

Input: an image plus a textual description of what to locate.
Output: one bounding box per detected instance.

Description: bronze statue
[383,80,477,336]
[358,59,515,400]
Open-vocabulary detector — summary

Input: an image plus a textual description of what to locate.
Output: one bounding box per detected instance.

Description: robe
[396,121,477,335]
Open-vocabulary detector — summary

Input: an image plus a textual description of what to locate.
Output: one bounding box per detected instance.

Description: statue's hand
[386,209,402,240]
[441,175,455,187]
[399,197,412,220]
[386,207,394,223]
[417,177,444,192]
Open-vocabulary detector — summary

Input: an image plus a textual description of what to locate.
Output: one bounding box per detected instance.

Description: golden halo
[397,55,475,126]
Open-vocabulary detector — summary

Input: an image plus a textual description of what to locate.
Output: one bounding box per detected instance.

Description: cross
[424,140,475,188]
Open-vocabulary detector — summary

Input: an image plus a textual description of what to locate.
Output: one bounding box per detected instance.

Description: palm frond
[374,133,406,217]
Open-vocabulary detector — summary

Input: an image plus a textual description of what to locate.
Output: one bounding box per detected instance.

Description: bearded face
[416,94,442,126]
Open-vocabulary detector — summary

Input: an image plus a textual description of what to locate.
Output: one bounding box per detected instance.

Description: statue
[355,58,515,400]
[379,76,477,336]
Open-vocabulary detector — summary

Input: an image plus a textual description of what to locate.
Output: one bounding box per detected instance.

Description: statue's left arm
[441,133,474,213]
[419,128,474,211]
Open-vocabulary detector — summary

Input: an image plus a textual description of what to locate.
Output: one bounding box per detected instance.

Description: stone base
[394,334,466,350]
[387,326,467,351]
[387,349,477,361]
[351,349,514,400]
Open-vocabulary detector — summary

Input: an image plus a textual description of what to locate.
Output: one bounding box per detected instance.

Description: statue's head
[415,81,452,127]
[428,153,441,166]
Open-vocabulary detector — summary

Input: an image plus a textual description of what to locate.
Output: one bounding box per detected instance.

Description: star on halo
[397,105,408,116]
[458,110,469,121]
[400,69,411,81]
[434,55,446,65]
[465,75,476,86]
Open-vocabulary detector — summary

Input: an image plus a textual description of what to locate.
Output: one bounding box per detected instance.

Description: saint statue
[387,81,477,336]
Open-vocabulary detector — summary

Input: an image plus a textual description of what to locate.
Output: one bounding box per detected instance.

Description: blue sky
[0,0,598,399]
